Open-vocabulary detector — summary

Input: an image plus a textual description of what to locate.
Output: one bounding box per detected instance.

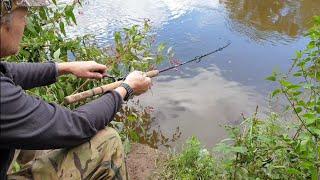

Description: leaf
[308,41,315,49]
[296,51,303,59]
[129,130,140,142]
[305,117,316,125]
[232,146,247,154]
[287,84,301,90]
[280,80,292,87]
[65,6,77,25]
[12,161,20,173]
[127,114,136,122]
[271,89,281,97]
[293,72,302,77]
[39,7,47,20]
[66,83,73,94]
[310,128,320,136]
[266,75,276,81]
[295,107,303,114]
[59,22,66,36]
[133,35,143,42]
[303,83,313,89]
[26,18,37,34]
[114,32,122,44]
[53,48,61,60]
[311,166,318,180]
[142,57,154,61]
[157,43,165,53]
[286,168,301,175]
[123,137,131,154]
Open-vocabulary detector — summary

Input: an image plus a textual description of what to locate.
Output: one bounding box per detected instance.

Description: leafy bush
[159,16,320,180]
[160,137,216,179]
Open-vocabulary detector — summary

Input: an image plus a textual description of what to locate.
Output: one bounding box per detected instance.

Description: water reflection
[221,0,320,42]
[138,65,264,147]
[114,103,181,149]
[67,0,221,44]
[65,0,319,147]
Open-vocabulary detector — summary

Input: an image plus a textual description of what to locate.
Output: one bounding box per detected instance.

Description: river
[67,0,320,148]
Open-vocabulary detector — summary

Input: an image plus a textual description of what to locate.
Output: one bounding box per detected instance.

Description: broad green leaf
[127,114,136,122]
[296,51,303,59]
[53,48,61,60]
[271,89,281,97]
[295,107,303,114]
[59,22,66,36]
[280,80,292,87]
[266,75,276,81]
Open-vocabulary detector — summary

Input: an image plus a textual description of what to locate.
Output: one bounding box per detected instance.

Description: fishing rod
[102,42,231,81]
[64,42,231,104]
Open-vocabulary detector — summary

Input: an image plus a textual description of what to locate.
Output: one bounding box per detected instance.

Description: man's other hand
[124,71,152,95]
[57,61,107,79]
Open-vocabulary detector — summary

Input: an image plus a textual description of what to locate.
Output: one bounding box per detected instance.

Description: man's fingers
[87,72,103,79]
[90,63,107,71]
[145,77,152,87]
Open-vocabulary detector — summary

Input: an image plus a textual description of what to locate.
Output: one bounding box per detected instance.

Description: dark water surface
[68,0,320,147]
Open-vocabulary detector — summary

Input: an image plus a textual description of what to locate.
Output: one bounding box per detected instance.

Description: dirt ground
[126,143,166,180]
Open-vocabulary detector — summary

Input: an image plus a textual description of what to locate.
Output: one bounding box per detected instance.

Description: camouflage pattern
[7,127,127,180]
[15,0,50,7]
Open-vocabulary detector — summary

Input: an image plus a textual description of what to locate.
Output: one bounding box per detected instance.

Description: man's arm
[0,61,108,90]
[1,62,58,90]
[0,77,123,149]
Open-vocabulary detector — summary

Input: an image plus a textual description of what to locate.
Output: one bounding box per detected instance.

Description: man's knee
[91,127,122,145]
[89,127,123,157]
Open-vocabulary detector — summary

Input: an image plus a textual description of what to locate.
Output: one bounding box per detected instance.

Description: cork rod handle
[64,70,159,104]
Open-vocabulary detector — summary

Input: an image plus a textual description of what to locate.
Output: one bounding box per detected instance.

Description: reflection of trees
[221,0,320,41]
[114,101,181,149]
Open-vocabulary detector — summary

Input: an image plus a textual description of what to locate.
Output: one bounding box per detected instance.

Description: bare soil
[126,143,166,180]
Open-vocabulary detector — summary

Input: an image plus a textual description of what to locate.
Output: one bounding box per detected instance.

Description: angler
[0,0,151,179]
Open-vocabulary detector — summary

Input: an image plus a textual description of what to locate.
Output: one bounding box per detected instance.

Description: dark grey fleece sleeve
[0,62,57,89]
[0,76,123,149]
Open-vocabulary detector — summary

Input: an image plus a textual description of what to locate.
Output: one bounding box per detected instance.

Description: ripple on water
[65,0,223,45]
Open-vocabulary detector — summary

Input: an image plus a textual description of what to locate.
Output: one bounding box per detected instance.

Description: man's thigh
[8,127,127,180]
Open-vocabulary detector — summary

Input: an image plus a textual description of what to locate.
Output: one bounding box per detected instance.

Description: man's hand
[115,71,152,99]
[124,71,152,95]
[57,61,107,79]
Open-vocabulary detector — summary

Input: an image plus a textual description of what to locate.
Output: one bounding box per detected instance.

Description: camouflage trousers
[7,127,127,180]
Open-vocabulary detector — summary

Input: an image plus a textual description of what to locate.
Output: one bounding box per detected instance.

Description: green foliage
[213,112,315,179]
[160,16,320,180]
[159,137,216,180]
[5,1,166,106]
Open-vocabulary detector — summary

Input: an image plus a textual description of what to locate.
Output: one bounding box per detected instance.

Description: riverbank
[126,143,166,180]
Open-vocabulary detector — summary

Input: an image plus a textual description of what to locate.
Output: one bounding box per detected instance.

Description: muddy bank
[126,143,166,180]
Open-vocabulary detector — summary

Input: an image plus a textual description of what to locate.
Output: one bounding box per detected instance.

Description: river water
[68,0,320,148]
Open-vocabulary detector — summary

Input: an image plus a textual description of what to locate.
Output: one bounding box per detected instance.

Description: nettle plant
[222,17,319,179]
[5,1,170,143]
[269,16,320,178]
[215,17,320,179]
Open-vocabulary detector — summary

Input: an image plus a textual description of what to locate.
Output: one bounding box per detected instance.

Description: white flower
[199,148,209,157]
